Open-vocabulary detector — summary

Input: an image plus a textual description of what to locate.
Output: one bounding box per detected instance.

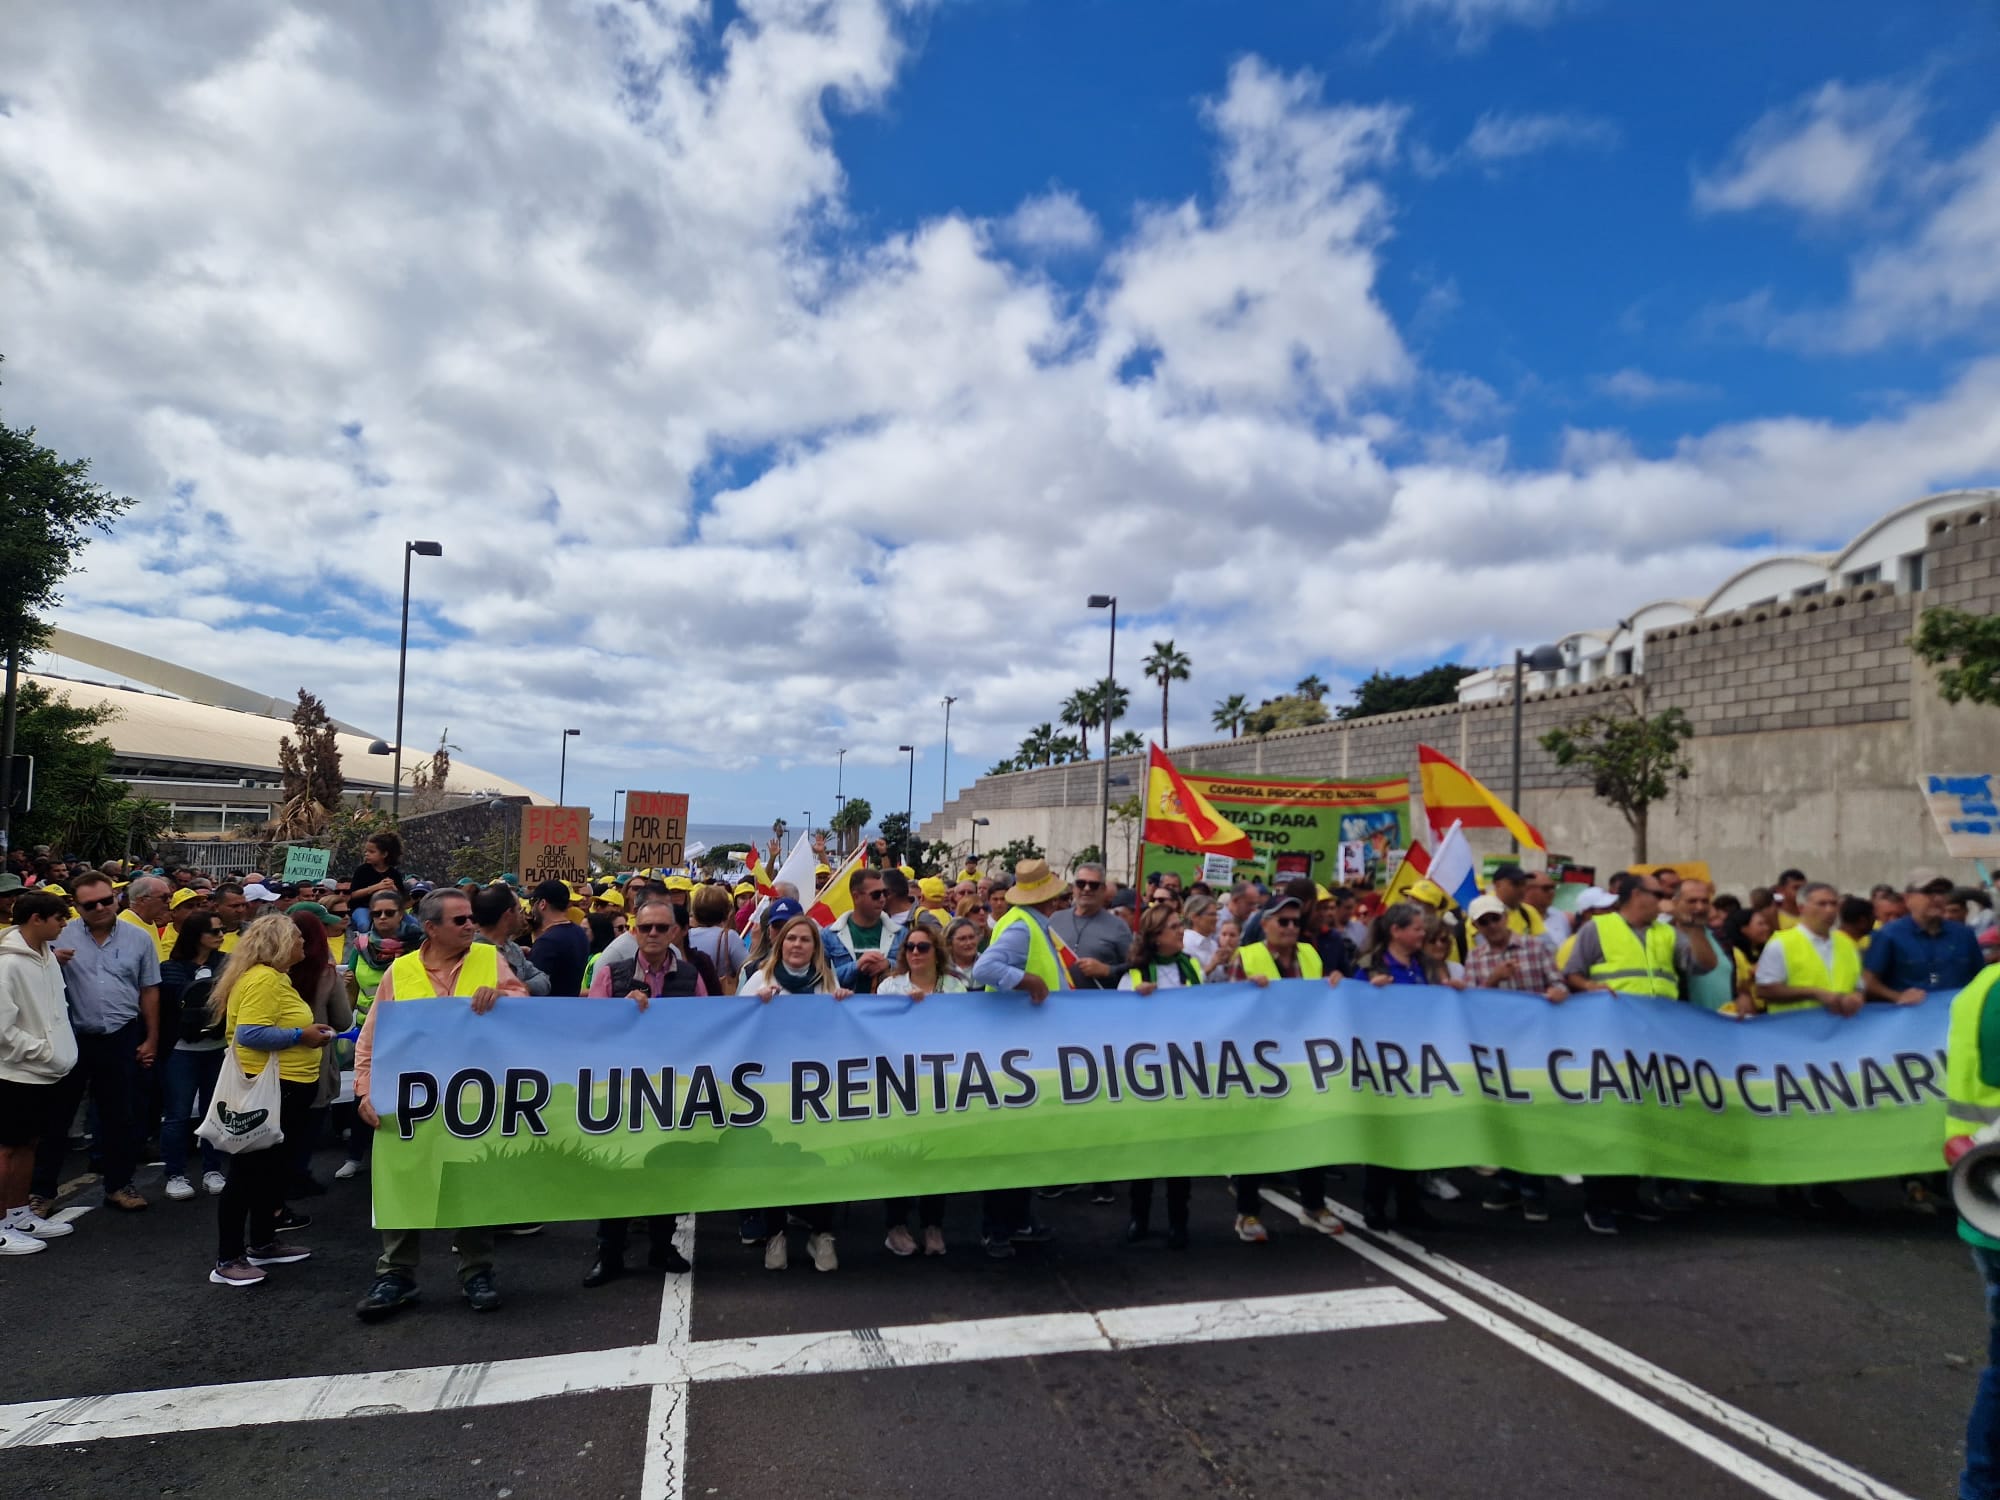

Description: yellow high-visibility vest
[385,943,499,1000]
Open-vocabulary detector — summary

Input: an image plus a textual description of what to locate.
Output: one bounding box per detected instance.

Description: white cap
[1466,894,1509,923]
[242,883,280,902]
[1575,886,1616,913]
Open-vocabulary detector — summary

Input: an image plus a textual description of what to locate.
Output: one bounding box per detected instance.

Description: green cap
[288,900,344,930]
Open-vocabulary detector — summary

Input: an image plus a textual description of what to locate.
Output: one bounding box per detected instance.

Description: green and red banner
[368,984,1947,1229]
[1142,771,1411,889]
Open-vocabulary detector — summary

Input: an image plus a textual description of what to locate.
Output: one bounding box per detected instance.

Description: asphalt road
[0,1144,1978,1500]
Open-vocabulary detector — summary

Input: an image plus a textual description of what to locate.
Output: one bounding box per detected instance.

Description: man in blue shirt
[1865,871,1983,1003]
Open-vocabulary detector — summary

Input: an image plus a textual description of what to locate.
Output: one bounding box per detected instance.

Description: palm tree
[1050,734,1088,763]
[1089,677,1130,758]
[1020,722,1059,767]
[988,757,1018,776]
[1060,688,1099,743]
[1111,730,1145,756]
[1142,641,1192,748]
[1211,693,1250,739]
[1296,673,1329,703]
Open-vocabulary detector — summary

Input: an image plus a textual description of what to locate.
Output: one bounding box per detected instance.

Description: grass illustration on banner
[1142,743,1255,858]
[1417,744,1546,852]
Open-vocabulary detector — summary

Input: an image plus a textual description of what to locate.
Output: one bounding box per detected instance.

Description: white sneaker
[13,1211,73,1239]
[763,1232,788,1271]
[165,1176,196,1201]
[1234,1214,1269,1244]
[883,1224,917,1257]
[202,1171,227,1196]
[808,1232,838,1272]
[1425,1174,1462,1202]
[0,1226,47,1256]
[334,1160,361,1180]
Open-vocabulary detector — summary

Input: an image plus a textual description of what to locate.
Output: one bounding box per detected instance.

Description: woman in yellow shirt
[206,914,335,1288]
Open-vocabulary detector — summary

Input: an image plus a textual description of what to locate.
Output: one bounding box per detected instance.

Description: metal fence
[154,839,278,877]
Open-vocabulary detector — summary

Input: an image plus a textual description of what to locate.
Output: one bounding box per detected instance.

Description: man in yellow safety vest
[1945,961,2000,1498]
[350,887,527,1321]
[1754,881,1865,1017]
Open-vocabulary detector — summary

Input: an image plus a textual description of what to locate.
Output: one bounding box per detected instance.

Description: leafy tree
[1070,844,1103,871]
[1245,693,1331,735]
[1110,792,1144,884]
[1059,688,1098,743]
[918,839,954,877]
[1540,698,1693,862]
[1089,677,1130,739]
[1295,673,1329,703]
[447,824,518,884]
[323,798,397,872]
[697,842,752,872]
[991,835,1045,873]
[829,796,873,857]
[1913,606,2000,706]
[0,368,137,662]
[7,679,127,856]
[1336,663,1474,720]
[405,728,460,816]
[1143,640,1192,747]
[273,690,346,838]
[1111,730,1145,756]
[1049,734,1088,763]
[877,810,911,864]
[1018,722,1058,767]
[1211,693,1251,739]
[987,757,1019,776]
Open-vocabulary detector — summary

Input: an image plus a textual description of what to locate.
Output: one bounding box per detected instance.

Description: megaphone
[1951,1124,2000,1240]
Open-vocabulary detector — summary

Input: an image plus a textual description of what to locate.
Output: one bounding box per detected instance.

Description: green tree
[1059,688,1098,743]
[698,842,752,872]
[1295,673,1329,703]
[447,824,518,884]
[829,796,873,857]
[1540,698,1692,862]
[987,757,1019,776]
[7,679,126,856]
[1246,693,1331,735]
[1111,730,1145,756]
[918,839,954,877]
[1143,640,1192,747]
[1018,723,1058,768]
[1336,663,1474,720]
[992,835,1045,872]
[1110,792,1144,885]
[1913,606,2000,706]
[1211,693,1251,739]
[877,811,911,864]
[0,369,137,662]
[1070,844,1103,871]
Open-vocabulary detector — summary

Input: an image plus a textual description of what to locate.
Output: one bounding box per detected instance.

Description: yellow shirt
[327,930,346,966]
[119,908,174,962]
[225,964,320,1083]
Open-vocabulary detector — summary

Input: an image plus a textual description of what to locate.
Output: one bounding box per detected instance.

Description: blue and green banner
[367,985,1949,1228]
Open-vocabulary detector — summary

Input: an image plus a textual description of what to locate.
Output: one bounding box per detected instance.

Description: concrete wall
[925,498,2000,896]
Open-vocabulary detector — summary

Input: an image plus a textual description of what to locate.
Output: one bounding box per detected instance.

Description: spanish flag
[1381,838,1431,907]
[1142,744,1255,860]
[1416,744,1546,852]
[745,840,771,896]
[806,844,871,927]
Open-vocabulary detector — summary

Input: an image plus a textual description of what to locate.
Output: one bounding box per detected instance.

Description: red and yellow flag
[806,844,871,927]
[1416,744,1545,852]
[1141,744,1255,859]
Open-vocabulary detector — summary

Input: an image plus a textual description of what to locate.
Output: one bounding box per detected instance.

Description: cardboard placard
[1924,774,2000,859]
[521,806,592,887]
[282,845,332,883]
[1200,852,1237,885]
[622,791,689,870]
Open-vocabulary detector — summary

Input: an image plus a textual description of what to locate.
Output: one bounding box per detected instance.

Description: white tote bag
[196,1048,287,1155]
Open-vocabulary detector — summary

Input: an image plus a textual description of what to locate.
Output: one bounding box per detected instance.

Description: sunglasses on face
[635,922,676,934]
[433,914,475,927]
[1268,915,1299,928]
[905,942,934,955]
[1073,879,1104,891]
[204,925,225,937]
[78,896,116,911]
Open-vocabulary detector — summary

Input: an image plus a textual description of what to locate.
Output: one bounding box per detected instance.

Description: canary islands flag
[1417,744,1546,853]
[1141,744,1255,860]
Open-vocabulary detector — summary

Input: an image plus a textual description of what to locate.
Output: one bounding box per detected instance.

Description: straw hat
[1005,858,1065,906]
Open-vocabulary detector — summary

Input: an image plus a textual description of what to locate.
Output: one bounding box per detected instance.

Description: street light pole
[970,815,989,867]
[941,695,957,809]
[558,728,580,806]
[898,744,916,865]
[392,540,444,822]
[612,789,626,852]
[1088,595,1117,871]
[1511,644,1564,853]
[835,747,848,844]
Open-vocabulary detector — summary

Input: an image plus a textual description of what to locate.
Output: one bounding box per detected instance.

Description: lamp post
[558,728,580,806]
[803,811,813,863]
[835,746,848,832]
[970,815,990,867]
[612,789,626,853]
[941,695,957,808]
[1087,594,1117,869]
[392,540,444,822]
[898,743,916,865]
[1511,644,1565,852]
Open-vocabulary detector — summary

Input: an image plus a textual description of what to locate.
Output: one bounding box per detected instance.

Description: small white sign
[1201,852,1236,884]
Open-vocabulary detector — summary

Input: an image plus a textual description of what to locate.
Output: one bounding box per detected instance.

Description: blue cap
[767,897,805,926]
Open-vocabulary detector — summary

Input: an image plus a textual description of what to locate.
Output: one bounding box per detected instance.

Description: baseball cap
[288,900,344,930]
[1467,894,1509,924]
[918,876,947,902]
[455,876,480,888]
[0,874,21,894]
[1263,893,1305,917]
[169,887,200,908]
[666,875,694,892]
[594,888,626,908]
[766,897,805,926]
[495,872,521,887]
[1490,863,1527,885]
[814,863,832,876]
[1108,887,1138,911]
[242,883,279,902]
[531,879,573,909]
[316,877,340,891]
[1906,868,1956,896]
[1576,886,1617,913]
[734,881,755,896]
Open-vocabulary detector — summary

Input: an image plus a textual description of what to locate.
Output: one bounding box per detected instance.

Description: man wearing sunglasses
[29,870,160,1215]
[1050,863,1130,991]
[351,887,527,1320]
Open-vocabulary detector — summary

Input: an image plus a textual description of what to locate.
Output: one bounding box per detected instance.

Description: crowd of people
[0,834,1977,1314]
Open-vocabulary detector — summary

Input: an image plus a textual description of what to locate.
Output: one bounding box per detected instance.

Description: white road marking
[1262,1189,1891,1500]
[1332,1206,1917,1500]
[639,1214,697,1500]
[0,1285,1439,1452]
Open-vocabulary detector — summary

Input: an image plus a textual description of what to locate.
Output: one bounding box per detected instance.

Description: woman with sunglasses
[333,890,412,1181]
[160,914,231,1202]
[877,927,961,1256]
[1117,905,1201,1248]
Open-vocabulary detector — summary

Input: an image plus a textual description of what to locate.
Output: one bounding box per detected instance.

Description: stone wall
[924,497,2000,895]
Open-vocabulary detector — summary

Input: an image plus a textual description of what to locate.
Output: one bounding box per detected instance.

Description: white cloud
[1694,80,1922,218]
[1000,188,1100,253]
[1462,110,1618,162]
[2,11,1998,816]
[1385,0,1582,49]
[1595,368,1719,404]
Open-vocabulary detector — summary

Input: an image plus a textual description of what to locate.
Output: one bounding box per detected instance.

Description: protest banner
[1142,772,1410,890]
[520,805,591,886]
[1923,773,2000,860]
[281,845,331,883]
[622,790,689,870]
[368,981,1946,1228]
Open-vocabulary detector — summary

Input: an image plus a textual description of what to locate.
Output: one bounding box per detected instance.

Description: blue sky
[5,0,2000,837]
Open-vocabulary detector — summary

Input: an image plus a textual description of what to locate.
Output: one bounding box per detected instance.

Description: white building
[1455,489,1994,703]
